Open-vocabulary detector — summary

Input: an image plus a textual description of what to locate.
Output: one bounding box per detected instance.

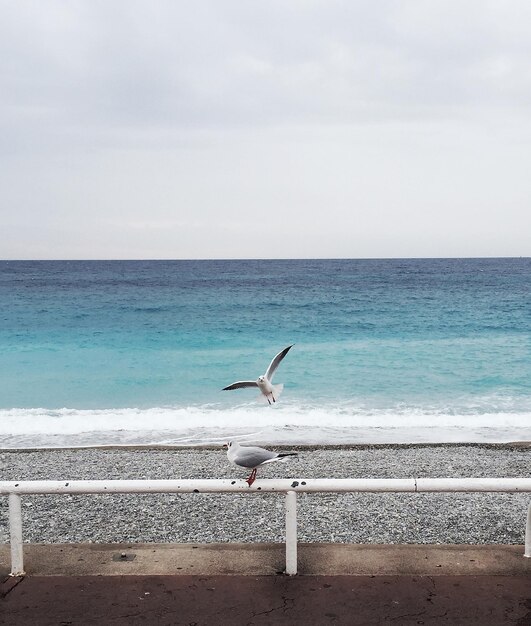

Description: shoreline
[1,441,530,453]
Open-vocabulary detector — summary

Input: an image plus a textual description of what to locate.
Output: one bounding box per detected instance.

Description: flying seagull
[224,440,298,486]
[222,345,293,404]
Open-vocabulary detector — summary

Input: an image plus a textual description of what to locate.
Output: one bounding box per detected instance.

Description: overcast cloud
[1,0,530,259]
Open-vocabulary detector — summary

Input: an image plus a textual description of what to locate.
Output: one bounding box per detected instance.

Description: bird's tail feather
[262,452,298,465]
[273,383,284,400]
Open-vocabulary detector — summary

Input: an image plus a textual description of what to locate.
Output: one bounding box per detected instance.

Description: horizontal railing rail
[3,477,531,494]
[1,478,531,576]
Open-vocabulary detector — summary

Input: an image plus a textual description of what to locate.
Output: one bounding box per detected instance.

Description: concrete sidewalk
[1,542,531,577]
[2,574,531,625]
[1,544,530,625]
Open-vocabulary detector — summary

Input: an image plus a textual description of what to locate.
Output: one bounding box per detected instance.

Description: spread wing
[222,381,258,391]
[265,345,293,381]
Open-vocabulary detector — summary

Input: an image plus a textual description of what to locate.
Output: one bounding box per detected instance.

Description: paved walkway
[1,545,530,624]
[2,574,531,625]
[2,543,531,577]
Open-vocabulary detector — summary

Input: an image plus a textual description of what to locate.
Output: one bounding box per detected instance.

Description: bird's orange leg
[246,468,257,486]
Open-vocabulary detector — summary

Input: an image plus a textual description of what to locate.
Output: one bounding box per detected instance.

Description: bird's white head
[258,375,265,382]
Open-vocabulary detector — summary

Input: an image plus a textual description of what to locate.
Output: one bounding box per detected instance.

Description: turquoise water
[0,258,530,446]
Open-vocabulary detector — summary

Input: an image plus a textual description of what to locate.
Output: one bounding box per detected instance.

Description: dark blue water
[0,258,529,447]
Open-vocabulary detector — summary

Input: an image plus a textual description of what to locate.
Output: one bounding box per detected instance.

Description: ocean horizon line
[1,255,530,262]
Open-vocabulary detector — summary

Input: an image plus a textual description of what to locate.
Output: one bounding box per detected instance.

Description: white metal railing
[1,477,531,576]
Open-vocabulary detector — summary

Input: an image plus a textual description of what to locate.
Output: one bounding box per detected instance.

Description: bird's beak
[222,443,228,450]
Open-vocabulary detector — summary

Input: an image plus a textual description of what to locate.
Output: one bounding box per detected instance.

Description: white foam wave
[0,404,530,448]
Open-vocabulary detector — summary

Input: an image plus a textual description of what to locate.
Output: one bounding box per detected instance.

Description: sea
[0,258,530,448]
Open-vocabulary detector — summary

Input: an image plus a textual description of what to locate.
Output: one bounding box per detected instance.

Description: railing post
[285,490,297,575]
[525,502,531,558]
[9,493,25,576]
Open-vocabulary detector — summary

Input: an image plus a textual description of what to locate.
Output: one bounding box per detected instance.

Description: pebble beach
[1,444,529,546]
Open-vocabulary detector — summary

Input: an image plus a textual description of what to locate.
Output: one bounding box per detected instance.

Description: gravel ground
[0,445,529,545]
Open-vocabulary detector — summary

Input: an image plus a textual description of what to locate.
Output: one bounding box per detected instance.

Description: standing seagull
[225,440,298,486]
[222,345,293,404]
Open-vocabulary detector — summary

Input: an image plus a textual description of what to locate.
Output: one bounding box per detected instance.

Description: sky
[1,0,530,259]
